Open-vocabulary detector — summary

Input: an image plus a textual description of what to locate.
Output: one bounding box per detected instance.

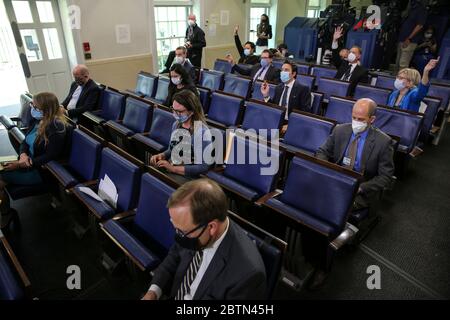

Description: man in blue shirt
[316,98,395,210]
[396,0,428,70]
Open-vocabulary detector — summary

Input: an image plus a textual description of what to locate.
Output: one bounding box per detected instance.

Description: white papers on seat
[98,174,118,209]
[419,101,428,114]
[78,187,103,202]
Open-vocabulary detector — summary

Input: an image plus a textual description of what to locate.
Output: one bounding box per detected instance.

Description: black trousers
[187,50,202,68]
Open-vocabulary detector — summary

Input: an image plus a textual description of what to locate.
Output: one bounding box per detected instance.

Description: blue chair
[0,234,31,300]
[262,154,360,239]
[229,211,286,299]
[252,80,277,102]
[148,76,170,105]
[72,148,141,220]
[296,74,316,91]
[353,84,392,106]
[325,96,354,124]
[222,74,252,99]
[374,107,424,154]
[199,69,224,91]
[207,91,244,128]
[241,100,285,140]
[197,86,211,114]
[421,96,442,142]
[214,59,233,74]
[100,172,176,271]
[428,84,450,111]
[295,63,311,75]
[317,77,351,101]
[131,107,174,164]
[375,75,395,90]
[105,97,153,149]
[46,129,103,189]
[206,134,283,202]
[128,72,157,98]
[234,63,254,76]
[311,66,337,83]
[272,59,284,70]
[311,92,324,115]
[282,112,336,155]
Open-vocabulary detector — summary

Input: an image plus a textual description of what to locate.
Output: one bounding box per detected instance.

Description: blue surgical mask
[171,77,182,86]
[31,106,44,120]
[394,79,406,91]
[244,49,251,56]
[260,58,270,68]
[280,71,291,83]
[173,113,192,124]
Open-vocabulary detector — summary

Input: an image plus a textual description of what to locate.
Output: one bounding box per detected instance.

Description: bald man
[61,65,101,119]
[184,14,206,68]
[316,98,395,210]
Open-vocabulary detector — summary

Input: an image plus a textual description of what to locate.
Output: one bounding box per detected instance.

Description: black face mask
[175,223,210,251]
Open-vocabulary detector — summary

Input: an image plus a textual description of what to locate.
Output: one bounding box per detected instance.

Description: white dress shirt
[67,85,83,110]
[149,218,230,300]
[254,65,269,82]
[341,63,358,81]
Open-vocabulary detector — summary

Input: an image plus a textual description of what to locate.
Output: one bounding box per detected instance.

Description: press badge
[343,157,351,166]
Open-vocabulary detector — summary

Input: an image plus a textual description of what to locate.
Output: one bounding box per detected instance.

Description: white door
[4,0,72,101]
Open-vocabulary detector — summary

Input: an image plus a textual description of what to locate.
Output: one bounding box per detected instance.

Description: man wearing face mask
[172,46,196,82]
[142,179,266,300]
[331,27,369,96]
[61,65,101,120]
[184,14,206,68]
[316,98,395,210]
[232,49,280,83]
[226,25,259,66]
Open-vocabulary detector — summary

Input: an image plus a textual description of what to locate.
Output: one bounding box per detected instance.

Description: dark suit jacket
[331,49,369,96]
[185,25,206,57]
[151,220,267,300]
[316,124,395,196]
[62,79,101,118]
[183,60,197,83]
[269,81,312,114]
[234,34,260,65]
[234,63,280,84]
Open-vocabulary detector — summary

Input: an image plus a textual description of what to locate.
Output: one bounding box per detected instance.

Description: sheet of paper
[0,155,18,163]
[220,10,229,26]
[78,187,103,202]
[98,174,118,209]
[116,24,131,44]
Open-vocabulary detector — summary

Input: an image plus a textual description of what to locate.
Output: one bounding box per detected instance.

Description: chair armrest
[0,236,32,292]
[112,209,137,221]
[255,189,283,206]
[329,223,359,251]
[409,146,424,158]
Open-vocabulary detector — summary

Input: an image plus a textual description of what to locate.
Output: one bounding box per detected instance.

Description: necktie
[254,66,266,81]
[342,65,352,81]
[175,250,203,300]
[280,85,289,108]
[345,135,361,170]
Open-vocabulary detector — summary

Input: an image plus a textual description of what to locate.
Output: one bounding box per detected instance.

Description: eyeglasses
[170,106,187,116]
[175,223,208,239]
[29,102,39,110]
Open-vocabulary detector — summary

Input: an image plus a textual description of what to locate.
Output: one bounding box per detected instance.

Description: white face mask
[394,78,406,91]
[174,56,185,65]
[188,20,196,26]
[352,120,368,135]
[347,52,357,63]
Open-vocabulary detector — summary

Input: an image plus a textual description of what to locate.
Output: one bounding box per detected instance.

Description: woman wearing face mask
[0,92,69,229]
[164,63,199,107]
[256,14,272,54]
[412,26,438,75]
[150,90,213,180]
[387,58,440,112]
[226,25,259,67]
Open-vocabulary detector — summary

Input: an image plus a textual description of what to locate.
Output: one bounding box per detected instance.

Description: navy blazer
[62,79,101,118]
[270,81,312,114]
[331,48,369,96]
[150,220,267,300]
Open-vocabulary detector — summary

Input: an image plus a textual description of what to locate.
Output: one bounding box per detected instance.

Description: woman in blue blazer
[387,58,439,112]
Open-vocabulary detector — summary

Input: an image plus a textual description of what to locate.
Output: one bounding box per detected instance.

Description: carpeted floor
[3,126,450,300]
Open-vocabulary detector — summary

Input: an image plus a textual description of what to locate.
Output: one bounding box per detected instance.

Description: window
[249,0,271,46]
[154,5,192,72]
[307,0,323,18]
[12,1,33,23]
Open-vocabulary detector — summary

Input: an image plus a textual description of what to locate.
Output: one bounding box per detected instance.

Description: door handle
[20,53,31,78]
[11,21,23,48]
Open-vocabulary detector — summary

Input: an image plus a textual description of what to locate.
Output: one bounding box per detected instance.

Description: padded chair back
[134,173,176,253]
[19,93,33,128]
[317,77,351,101]
[98,148,141,212]
[272,59,284,70]
[214,59,233,74]
[428,84,450,111]
[122,97,153,133]
[311,66,337,83]
[422,96,442,137]
[197,87,211,114]
[353,85,392,105]
[375,75,395,90]
[154,77,170,103]
[252,81,277,102]
[224,134,281,196]
[148,108,174,148]
[325,96,354,124]
[100,89,126,121]
[199,70,224,91]
[281,156,359,236]
[69,129,102,182]
[0,250,24,300]
[241,101,284,140]
[208,92,244,126]
[223,74,252,98]
[295,63,311,75]
[311,92,324,115]
[296,74,316,90]
[135,72,157,98]
[374,108,424,153]
[284,113,335,154]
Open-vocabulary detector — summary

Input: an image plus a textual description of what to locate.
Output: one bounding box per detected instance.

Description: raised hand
[234,25,239,35]
[333,26,344,42]
[424,57,440,73]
